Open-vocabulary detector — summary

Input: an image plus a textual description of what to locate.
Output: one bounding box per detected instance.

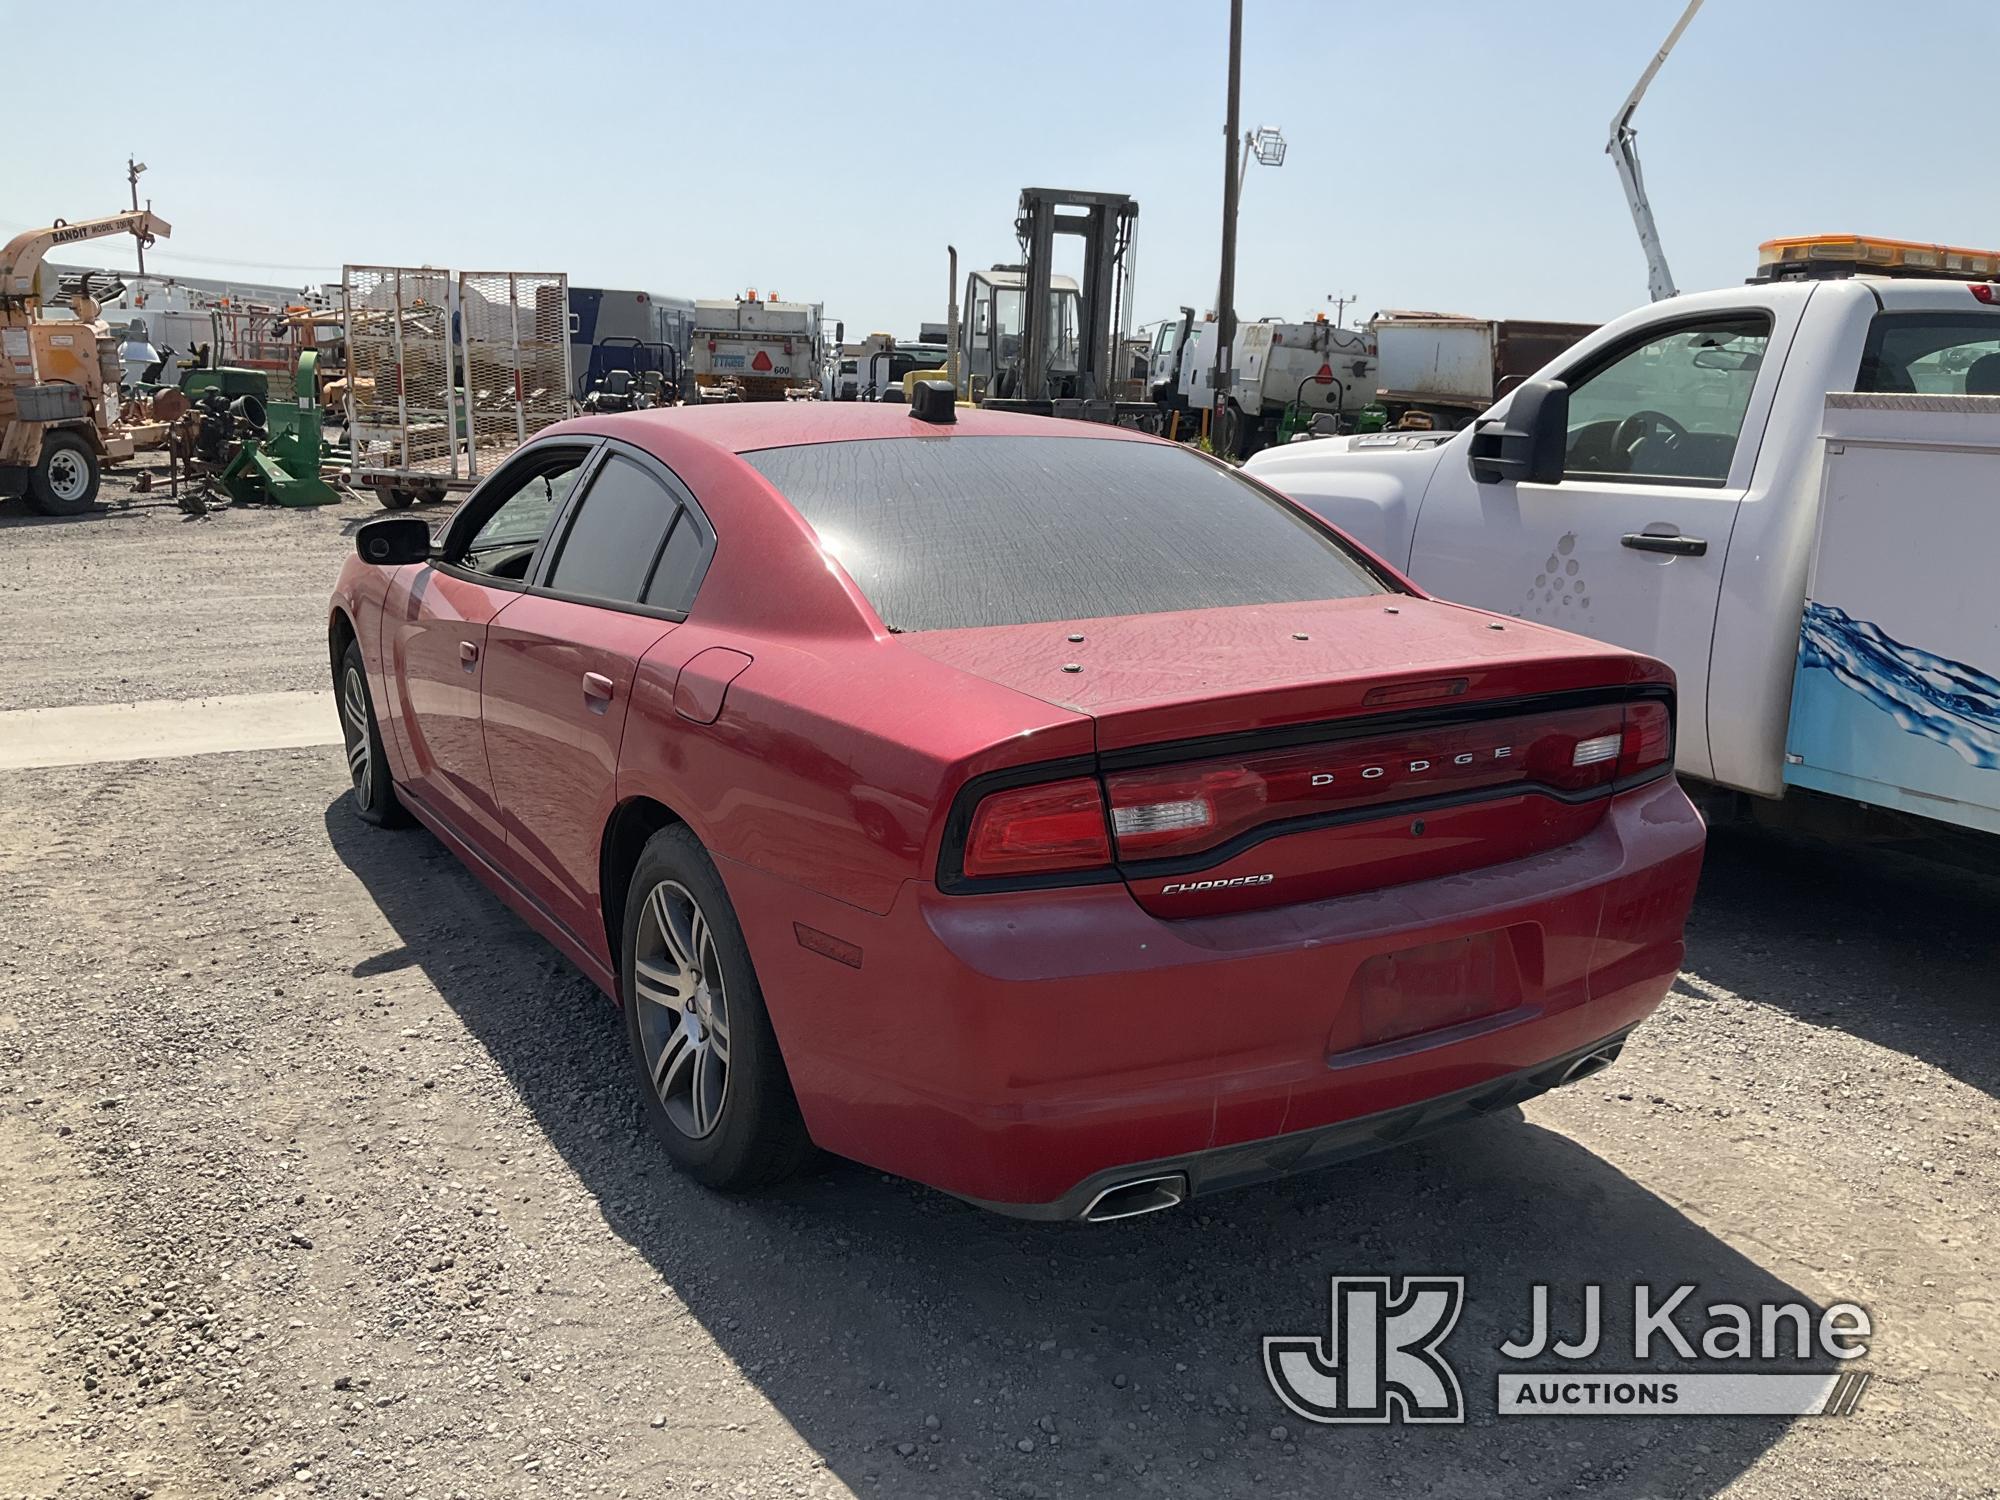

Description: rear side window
[546,454,676,604]
[1858,311,2000,394]
[741,436,1384,632]
[641,508,713,611]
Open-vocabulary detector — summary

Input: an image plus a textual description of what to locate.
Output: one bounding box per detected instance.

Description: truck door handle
[1621,532,1708,557]
[458,640,480,667]
[582,672,615,710]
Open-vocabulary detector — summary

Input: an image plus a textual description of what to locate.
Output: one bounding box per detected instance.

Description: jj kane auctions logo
[1265,1278,1872,1424]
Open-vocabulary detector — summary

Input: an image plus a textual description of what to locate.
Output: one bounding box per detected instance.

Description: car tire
[337,640,408,827]
[622,824,813,1190]
[27,432,100,516]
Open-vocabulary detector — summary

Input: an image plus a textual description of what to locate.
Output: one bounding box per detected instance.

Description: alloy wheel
[341,665,372,802]
[632,879,731,1139]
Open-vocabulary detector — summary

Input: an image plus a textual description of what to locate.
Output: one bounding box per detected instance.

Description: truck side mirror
[354,515,432,566]
[1468,378,1569,485]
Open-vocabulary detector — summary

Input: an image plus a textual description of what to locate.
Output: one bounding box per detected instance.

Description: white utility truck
[687,294,821,402]
[1246,235,2000,837]
[1140,312,1376,457]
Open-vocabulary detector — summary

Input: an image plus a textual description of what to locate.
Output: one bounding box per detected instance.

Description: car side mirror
[354,515,431,566]
[1468,378,1568,486]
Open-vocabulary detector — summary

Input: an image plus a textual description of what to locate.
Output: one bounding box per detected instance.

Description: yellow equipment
[1,210,170,514]
[1754,234,2000,283]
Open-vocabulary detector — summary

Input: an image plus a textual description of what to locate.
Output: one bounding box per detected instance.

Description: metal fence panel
[458,271,571,479]
[343,265,464,484]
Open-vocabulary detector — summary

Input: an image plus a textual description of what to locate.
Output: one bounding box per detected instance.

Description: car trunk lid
[906,596,1674,915]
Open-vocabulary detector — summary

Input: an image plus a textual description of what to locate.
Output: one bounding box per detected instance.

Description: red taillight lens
[1619,700,1672,778]
[1104,703,1665,864]
[962,777,1112,879]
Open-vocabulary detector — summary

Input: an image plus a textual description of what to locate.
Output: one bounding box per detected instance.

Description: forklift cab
[960,267,1082,401]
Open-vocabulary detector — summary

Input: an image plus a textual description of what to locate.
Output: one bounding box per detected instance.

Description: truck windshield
[742,435,1386,632]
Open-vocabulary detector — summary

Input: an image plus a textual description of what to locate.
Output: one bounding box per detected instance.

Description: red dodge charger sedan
[328,399,1704,1220]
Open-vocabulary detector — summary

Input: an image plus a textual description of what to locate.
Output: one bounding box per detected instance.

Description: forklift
[953,188,1150,425]
[1,210,170,514]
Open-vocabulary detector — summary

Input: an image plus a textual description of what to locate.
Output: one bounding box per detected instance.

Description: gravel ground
[0,459,434,711]
[0,481,1994,1499]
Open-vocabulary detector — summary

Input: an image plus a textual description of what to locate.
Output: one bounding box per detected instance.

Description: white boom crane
[1607,0,1705,302]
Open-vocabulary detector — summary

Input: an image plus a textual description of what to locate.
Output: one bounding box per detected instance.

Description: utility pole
[1211,0,1242,442]
[1326,291,1358,326]
[126,157,148,275]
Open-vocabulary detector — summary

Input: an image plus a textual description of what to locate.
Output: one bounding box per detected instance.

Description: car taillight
[963,777,1112,879]
[1619,700,1673,778]
[1104,702,1668,864]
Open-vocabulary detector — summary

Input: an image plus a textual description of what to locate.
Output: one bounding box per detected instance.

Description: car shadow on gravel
[329,800,1826,1500]
[1685,822,2000,1098]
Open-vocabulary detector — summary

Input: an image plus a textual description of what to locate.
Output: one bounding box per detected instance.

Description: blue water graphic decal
[1799,603,2000,770]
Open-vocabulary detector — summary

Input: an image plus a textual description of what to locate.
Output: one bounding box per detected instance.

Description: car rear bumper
[959,1028,1634,1220]
[720,776,1704,1215]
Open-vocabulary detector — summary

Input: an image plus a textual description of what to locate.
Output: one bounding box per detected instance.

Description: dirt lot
[1,475,1995,1499]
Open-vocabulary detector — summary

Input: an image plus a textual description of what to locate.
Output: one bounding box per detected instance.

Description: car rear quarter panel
[618,625,1096,917]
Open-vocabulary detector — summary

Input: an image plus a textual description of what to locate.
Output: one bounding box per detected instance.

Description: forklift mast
[1014,188,1137,404]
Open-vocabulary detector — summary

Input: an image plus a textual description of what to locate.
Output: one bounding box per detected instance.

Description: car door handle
[582,671,615,709]
[458,640,479,666]
[1621,532,1708,557]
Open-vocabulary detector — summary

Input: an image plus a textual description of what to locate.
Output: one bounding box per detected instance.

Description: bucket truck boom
[1607,0,1704,303]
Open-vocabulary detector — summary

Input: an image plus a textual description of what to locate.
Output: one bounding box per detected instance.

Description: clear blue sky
[10,0,1998,333]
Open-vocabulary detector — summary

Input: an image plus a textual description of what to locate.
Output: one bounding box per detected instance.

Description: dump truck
[687,294,822,402]
[1370,312,1596,431]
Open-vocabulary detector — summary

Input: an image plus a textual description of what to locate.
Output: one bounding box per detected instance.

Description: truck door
[1409,307,1791,781]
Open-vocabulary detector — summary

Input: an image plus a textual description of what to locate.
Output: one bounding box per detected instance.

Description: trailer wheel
[378,488,415,511]
[26,432,101,516]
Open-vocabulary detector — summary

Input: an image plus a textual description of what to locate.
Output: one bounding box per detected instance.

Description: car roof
[559,400,1159,456]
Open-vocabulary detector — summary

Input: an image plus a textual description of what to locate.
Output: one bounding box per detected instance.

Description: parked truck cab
[1247,237,2000,833]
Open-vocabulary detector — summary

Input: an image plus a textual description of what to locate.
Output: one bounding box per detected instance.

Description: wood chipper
[1,210,170,514]
[213,351,340,506]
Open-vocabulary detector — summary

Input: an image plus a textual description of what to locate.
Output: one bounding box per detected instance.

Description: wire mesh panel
[343,265,463,482]
[458,271,572,478]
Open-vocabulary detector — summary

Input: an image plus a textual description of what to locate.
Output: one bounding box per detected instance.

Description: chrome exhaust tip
[1080,1173,1189,1223]
[1558,1042,1624,1088]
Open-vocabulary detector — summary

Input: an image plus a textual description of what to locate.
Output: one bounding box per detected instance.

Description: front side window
[455,450,589,580]
[1561,315,1771,485]
[742,435,1385,633]
[1858,311,2000,394]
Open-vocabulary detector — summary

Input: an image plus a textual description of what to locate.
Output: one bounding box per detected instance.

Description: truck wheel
[27,432,100,516]
[378,488,415,511]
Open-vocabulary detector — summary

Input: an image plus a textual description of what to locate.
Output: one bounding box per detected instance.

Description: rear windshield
[741,435,1385,632]
[1857,311,2000,395]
